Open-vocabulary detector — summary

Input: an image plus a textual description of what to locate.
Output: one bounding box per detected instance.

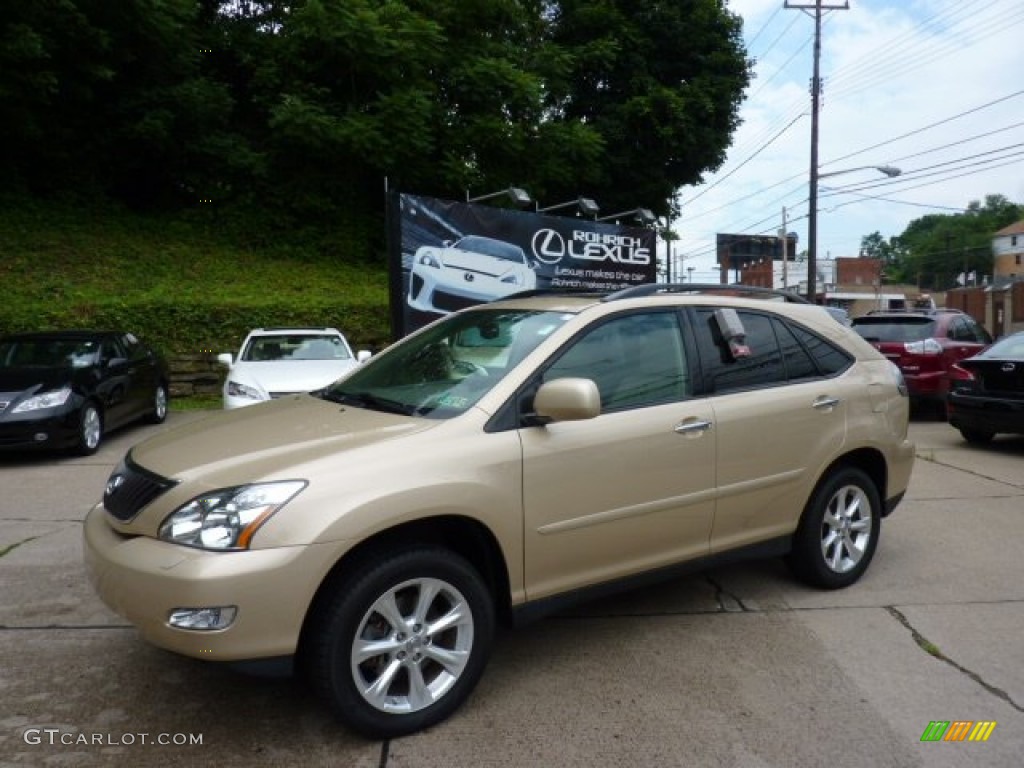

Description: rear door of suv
[688,307,856,553]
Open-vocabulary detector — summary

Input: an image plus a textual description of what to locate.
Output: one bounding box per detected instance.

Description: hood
[443,249,522,277]
[0,367,76,396]
[228,359,358,393]
[130,394,436,484]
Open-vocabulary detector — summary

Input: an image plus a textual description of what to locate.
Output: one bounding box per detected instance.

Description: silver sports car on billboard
[407,235,537,314]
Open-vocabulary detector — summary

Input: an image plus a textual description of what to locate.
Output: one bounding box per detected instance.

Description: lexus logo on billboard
[531,228,651,266]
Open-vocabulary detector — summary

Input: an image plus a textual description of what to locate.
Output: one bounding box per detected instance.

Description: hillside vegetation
[0,199,392,356]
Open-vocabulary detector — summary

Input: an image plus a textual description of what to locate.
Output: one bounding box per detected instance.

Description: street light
[806,164,901,302]
[537,197,601,217]
[466,187,533,207]
[596,207,657,226]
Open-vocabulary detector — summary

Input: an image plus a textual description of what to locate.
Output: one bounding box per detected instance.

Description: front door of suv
[519,310,716,600]
[689,308,853,553]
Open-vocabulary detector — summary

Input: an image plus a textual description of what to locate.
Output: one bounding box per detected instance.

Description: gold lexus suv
[84,285,915,738]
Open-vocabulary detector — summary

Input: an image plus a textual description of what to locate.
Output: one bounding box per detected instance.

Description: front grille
[268,391,301,399]
[104,460,177,522]
[433,290,480,313]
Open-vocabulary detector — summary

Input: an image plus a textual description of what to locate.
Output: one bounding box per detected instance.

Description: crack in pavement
[705,576,750,612]
[0,536,40,558]
[914,453,1024,492]
[886,605,1024,713]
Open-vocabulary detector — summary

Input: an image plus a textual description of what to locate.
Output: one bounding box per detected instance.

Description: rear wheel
[959,428,994,445]
[787,467,881,589]
[306,548,495,739]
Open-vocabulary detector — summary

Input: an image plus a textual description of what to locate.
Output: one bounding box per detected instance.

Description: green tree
[882,195,1022,289]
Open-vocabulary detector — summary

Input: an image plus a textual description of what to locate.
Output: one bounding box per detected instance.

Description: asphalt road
[1,413,1022,767]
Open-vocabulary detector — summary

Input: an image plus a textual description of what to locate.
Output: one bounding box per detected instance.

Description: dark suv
[850,310,992,412]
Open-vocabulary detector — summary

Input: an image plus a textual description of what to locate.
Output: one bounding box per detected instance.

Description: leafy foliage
[862,195,1022,288]
[1,0,750,223]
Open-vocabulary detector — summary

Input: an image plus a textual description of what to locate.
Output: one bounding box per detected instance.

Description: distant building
[992,220,1024,281]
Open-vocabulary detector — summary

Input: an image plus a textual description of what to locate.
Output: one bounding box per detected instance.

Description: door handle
[674,419,712,435]
[812,396,840,410]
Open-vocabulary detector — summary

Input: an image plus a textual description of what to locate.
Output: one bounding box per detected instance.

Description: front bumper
[83,503,345,661]
[0,408,79,451]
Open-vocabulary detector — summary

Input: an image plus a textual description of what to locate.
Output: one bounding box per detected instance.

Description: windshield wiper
[323,390,414,415]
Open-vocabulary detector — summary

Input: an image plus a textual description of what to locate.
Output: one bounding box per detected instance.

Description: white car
[217,328,366,409]
[407,234,537,314]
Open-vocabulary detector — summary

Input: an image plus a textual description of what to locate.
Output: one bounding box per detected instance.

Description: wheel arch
[298,515,513,655]
[813,447,889,516]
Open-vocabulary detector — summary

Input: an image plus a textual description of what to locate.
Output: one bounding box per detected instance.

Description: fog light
[168,606,237,631]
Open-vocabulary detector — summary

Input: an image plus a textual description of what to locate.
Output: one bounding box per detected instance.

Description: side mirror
[357,350,372,363]
[217,353,233,367]
[107,357,127,368]
[533,378,601,423]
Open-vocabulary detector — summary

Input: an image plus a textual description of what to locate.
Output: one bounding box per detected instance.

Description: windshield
[320,309,571,418]
[241,334,351,362]
[0,338,100,368]
[851,318,936,343]
[453,236,526,264]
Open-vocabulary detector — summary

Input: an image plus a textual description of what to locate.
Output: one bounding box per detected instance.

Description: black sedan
[0,330,169,455]
[947,331,1024,444]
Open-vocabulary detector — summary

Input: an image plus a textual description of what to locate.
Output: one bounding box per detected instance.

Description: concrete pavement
[1,415,1022,767]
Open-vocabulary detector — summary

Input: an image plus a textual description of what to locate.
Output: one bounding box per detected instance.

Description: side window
[543,312,688,411]
[968,319,992,344]
[120,333,147,362]
[102,337,127,363]
[774,319,819,381]
[786,323,853,376]
[693,309,784,394]
[949,318,973,342]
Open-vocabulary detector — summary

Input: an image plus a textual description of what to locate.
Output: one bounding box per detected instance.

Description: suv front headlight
[158,480,306,550]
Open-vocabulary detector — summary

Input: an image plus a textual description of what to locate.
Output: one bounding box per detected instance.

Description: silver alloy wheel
[82,407,101,450]
[820,484,873,574]
[350,577,474,714]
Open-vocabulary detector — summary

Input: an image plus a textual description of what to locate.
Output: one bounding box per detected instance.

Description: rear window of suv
[851,316,936,343]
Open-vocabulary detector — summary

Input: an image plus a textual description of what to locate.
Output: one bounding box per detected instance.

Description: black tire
[74,402,103,456]
[959,428,994,445]
[146,383,169,424]
[306,548,495,739]
[787,467,881,589]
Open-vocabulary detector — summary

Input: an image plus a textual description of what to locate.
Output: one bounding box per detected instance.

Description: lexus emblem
[464,272,475,282]
[1002,362,1016,372]
[105,474,125,498]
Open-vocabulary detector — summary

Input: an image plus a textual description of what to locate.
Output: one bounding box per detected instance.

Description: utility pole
[786,0,849,303]
[779,206,789,289]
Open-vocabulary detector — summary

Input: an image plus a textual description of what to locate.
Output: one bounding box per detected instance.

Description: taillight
[904,338,943,355]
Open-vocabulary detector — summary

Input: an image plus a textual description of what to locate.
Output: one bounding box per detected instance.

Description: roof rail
[603,283,812,304]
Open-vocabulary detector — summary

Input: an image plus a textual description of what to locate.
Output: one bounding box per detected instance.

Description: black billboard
[391,193,657,337]
[716,233,797,270]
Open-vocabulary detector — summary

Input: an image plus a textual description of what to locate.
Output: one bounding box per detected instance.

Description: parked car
[850,309,992,414]
[946,330,1024,444]
[0,330,168,455]
[407,234,537,315]
[85,286,914,738]
[217,327,366,409]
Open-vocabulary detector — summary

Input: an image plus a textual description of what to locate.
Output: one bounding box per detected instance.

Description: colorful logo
[920,721,997,742]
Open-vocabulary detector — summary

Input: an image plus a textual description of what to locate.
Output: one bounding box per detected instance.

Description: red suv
[850,310,992,414]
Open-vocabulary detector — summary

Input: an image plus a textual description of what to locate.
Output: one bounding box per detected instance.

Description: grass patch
[0,198,391,355]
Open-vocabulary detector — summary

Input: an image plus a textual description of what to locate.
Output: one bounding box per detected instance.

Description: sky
[671,0,1024,283]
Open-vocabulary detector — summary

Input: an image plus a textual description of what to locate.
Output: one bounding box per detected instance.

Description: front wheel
[787,467,881,589]
[146,383,169,424]
[74,402,103,456]
[306,548,495,739]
